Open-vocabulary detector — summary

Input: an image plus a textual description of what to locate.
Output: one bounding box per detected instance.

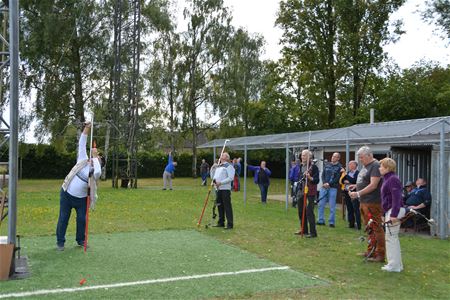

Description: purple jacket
[381,171,403,218]
[248,165,272,185]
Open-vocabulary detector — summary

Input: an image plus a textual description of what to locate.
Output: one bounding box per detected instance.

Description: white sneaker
[381,265,402,272]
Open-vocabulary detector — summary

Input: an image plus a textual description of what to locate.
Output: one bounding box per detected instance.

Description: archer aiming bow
[300,131,312,237]
[197,139,230,228]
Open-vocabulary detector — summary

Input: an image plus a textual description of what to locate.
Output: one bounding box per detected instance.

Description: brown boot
[367,256,385,263]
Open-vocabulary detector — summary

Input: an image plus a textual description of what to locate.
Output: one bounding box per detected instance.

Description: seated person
[402,180,415,205]
[404,178,431,217]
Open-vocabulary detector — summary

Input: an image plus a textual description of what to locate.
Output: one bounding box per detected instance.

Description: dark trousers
[344,191,361,229]
[56,188,87,246]
[297,194,317,236]
[258,184,269,203]
[217,190,233,228]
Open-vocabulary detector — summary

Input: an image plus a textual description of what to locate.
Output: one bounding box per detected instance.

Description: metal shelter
[198,116,450,239]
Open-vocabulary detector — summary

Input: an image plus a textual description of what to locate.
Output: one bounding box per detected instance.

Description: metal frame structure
[0,0,18,279]
[199,116,450,239]
[0,0,18,247]
[110,0,141,188]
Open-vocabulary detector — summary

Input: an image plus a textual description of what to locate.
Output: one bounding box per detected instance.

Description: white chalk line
[0,266,290,298]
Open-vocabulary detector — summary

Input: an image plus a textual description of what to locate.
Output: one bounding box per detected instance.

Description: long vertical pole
[8,0,19,245]
[285,142,289,211]
[439,120,446,239]
[244,144,247,206]
[345,128,350,167]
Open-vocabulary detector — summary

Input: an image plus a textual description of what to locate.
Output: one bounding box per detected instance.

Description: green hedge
[0,144,288,179]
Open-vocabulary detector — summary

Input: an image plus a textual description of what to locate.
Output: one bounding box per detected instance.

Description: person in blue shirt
[289,159,300,207]
[317,152,343,227]
[405,178,431,213]
[248,161,272,204]
[163,151,177,190]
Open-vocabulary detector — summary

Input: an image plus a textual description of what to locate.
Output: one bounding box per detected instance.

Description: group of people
[57,125,432,275]
[289,146,432,273]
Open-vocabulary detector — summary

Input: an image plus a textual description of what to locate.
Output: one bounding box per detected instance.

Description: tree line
[3,0,449,178]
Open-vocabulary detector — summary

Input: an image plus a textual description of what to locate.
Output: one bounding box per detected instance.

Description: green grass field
[0,178,449,299]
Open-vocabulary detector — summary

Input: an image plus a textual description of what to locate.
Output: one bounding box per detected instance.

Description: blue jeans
[318,187,338,225]
[56,188,87,246]
[258,184,269,203]
[201,172,208,185]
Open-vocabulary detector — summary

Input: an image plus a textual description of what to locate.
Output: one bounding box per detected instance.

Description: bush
[0,144,289,179]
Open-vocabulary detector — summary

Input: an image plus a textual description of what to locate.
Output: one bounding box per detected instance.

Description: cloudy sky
[222,0,449,68]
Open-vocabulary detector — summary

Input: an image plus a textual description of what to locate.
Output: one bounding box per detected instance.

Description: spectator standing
[235,158,242,191]
[163,152,177,190]
[295,150,320,238]
[289,159,300,207]
[379,158,406,272]
[349,146,384,263]
[200,159,210,186]
[341,160,361,229]
[317,152,343,227]
[248,161,272,204]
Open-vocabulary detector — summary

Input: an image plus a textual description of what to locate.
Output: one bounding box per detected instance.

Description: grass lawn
[0,178,449,299]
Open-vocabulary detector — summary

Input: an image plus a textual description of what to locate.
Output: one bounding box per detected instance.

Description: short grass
[0,231,321,299]
[1,178,449,299]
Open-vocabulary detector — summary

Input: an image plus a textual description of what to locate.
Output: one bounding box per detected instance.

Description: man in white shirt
[211,152,235,229]
[56,122,102,251]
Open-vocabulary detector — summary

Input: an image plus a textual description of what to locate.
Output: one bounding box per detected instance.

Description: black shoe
[316,222,325,226]
[306,234,317,238]
[213,224,224,228]
[329,224,335,228]
[348,224,355,228]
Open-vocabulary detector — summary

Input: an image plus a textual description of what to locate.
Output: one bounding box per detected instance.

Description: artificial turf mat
[0,230,325,299]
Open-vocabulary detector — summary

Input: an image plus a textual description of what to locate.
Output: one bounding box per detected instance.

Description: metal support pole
[345,129,350,168]
[243,144,247,206]
[439,121,446,239]
[213,147,216,162]
[285,143,289,211]
[8,0,19,245]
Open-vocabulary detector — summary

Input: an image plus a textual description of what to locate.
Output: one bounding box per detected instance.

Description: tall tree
[423,0,450,39]
[148,27,182,151]
[180,0,232,177]
[276,0,405,128]
[337,0,405,121]
[374,63,450,121]
[277,0,338,128]
[21,0,110,145]
[211,28,264,136]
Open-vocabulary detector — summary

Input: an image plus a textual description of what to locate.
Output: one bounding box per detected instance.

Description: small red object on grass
[79,278,87,285]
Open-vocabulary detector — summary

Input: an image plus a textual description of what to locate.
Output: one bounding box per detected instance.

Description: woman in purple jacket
[248,161,272,204]
[379,158,406,272]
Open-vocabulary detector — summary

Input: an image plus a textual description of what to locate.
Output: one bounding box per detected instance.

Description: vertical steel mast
[110,0,141,188]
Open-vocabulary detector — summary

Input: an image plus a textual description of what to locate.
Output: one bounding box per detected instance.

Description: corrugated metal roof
[198,116,450,150]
